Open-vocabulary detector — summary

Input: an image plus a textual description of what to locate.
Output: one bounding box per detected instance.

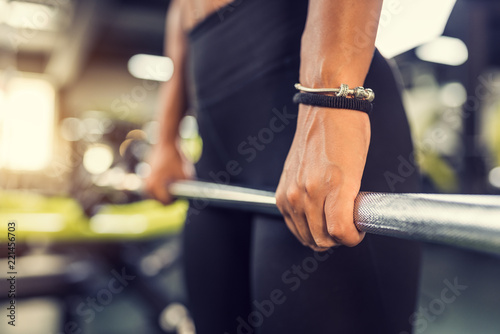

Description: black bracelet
[293,92,373,114]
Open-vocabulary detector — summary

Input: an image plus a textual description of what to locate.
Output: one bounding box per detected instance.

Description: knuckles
[324,165,344,187]
[304,176,321,197]
[275,187,287,210]
[277,165,363,248]
[285,186,301,208]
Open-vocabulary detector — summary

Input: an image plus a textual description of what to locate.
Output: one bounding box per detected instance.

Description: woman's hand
[144,142,194,204]
[275,104,370,251]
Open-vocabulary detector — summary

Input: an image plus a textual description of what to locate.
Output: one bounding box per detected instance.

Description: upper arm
[164,0,188,78]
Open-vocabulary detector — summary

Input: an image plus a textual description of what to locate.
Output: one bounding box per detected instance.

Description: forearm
[300,0,383,88]
[156,78,187,146]
[156,0,188,147]
[277,1,383,249]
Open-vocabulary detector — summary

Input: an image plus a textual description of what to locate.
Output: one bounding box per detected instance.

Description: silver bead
[336,84,349,98]
[353,86,366,100]
[365,88,375,102]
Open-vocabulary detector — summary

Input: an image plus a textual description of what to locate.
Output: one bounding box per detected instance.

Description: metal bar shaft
[169,180,500,254]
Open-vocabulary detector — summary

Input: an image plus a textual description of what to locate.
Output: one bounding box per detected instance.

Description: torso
[180,0,235,32]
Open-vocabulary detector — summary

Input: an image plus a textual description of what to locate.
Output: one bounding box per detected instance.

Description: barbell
[169,180,500,255]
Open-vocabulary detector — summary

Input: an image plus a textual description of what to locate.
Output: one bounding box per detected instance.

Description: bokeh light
[128,54,174,82]
[440,82,467,108]
[83,144,114,174]
[60,117,86,141]
[416,36,468,66]
[489,167,500,188]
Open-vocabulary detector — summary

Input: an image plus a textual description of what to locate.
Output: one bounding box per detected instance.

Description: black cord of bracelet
[293,92,373,115]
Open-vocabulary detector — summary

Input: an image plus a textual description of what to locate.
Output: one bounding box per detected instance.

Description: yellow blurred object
[0,190,188,243]
[89,199,188,240]
[0,190,88,242]
[487,104,500,166]
[417,151,459,193]
[180,136,203,163]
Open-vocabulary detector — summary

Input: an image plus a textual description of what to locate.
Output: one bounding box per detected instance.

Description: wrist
[299,50,375,89]
[297,105,371,148]
[299,63,367,89]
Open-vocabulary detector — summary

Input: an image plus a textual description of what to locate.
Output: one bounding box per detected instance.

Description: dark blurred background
[0,0,500,333]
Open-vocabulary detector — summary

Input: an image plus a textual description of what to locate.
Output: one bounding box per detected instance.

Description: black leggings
[183,1,421,333]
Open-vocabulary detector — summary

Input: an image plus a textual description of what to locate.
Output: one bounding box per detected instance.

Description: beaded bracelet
[293,83,374,114]
[294,83,375,102]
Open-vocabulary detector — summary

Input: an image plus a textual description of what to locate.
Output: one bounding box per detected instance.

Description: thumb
[324,190,364,247]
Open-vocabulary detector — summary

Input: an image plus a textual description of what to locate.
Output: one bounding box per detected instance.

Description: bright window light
[128,54,174,82]
[6,1,60,31]
[416,36,468,66]
[376,0,457,58]
[0,1,8,24]
[0,76,56,171]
